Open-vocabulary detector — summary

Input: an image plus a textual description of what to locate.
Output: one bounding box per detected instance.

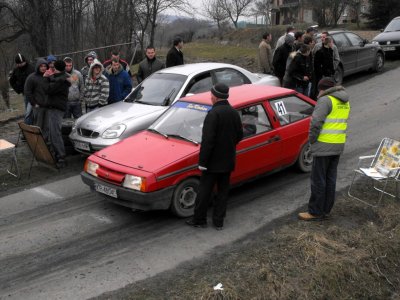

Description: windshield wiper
[163,88,176,106]
[166,134,199,145]
[147,128,168,138]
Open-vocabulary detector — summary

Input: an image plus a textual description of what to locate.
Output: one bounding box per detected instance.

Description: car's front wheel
[296,143,312,173]
[373,52,384,72]
[170,178,199,217]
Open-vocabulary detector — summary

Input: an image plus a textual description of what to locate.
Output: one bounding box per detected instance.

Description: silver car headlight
[123,175,145,191]
[102,124,127,139]
[371,41,379,45]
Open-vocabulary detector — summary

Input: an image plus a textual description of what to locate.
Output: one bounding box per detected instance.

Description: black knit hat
[54,60,66,72]
[211,83,229,99]
[15,53,26,64]
[318,77,336,91]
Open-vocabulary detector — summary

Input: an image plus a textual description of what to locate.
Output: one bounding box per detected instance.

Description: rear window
[270,96,314,126]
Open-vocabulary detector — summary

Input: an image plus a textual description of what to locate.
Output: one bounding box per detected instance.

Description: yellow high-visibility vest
[317,95,350,144]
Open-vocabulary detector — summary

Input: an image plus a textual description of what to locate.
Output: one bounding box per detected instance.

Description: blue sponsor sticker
[173,101,211,112]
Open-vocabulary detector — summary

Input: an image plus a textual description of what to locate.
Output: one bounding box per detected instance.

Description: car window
[186,72,213,94]
[345,32,363,47]
[332,33,350,48]
[125,73,186,105]
[213,68,250,87]
[270,96,314,126]
[238,104,272,138]
[385,18,400,32]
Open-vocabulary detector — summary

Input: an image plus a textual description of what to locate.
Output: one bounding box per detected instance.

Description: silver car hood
[75,101,167,134]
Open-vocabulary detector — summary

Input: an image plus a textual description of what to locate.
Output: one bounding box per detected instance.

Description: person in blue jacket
[104,59,132,104]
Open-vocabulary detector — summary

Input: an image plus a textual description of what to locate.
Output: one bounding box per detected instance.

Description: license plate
[94,183,118,198]
[74,140,90,151]
[383,46,396,51]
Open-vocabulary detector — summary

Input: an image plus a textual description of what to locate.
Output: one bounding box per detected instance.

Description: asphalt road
[1,61,400,299]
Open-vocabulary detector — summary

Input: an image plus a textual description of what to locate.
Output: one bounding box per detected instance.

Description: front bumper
[81,172,175,211]
[380,44,400,56]
[69,131,120,154]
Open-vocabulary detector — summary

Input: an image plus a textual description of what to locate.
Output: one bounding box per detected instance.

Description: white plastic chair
[0,139,20,178]
[348,138,400,207]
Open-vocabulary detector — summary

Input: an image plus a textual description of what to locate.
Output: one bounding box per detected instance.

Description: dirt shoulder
[93,185,400,299]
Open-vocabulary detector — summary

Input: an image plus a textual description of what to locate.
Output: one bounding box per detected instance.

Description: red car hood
[94,131,199,173]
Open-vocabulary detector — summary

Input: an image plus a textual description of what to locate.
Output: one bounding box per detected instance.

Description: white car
[69,62,280,154]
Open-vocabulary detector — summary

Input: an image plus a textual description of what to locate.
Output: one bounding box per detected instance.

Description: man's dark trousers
[193,171,230,227]
[308,155,340,216]
[47,108,66,160]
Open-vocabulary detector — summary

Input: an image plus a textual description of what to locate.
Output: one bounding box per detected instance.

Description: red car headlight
[123,175,146,192]
[84,160,99,177]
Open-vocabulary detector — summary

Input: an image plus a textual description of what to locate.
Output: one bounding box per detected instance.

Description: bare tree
[220,0,253,28]
[0,0,55,56]
[307,0,348,27]
[202,0,229,30]
[250,0,272,25]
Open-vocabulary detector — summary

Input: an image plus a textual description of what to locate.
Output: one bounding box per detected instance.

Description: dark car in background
[317,30,385,84]
[372,16,400,57]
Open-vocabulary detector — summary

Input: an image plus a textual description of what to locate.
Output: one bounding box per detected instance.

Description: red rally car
[81,85,316,217]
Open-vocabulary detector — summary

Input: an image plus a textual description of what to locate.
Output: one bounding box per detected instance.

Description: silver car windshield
[149,101,211,143]
[125,73,187,105]
[385,19,400,32]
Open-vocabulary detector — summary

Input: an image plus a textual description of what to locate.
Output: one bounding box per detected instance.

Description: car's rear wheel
[170,178,199,217]
[334,65,344,85]
[373,52,384,72]
[297,143,312,173]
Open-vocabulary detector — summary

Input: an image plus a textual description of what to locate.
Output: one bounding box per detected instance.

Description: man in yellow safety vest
[299,77,350,221]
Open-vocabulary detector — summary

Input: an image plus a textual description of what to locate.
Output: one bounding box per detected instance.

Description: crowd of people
[8,37,186,168]
[258,26,340,100]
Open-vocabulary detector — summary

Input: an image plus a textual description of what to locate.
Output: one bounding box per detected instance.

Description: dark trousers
[33,106,48,140]
[64,102,82,119]
[308,155,340,216]
[24,96,33,125]
[47,108,65,160]
[193,171,231,227]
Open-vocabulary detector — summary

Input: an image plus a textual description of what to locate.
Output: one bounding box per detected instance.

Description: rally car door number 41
[274,101,287,116]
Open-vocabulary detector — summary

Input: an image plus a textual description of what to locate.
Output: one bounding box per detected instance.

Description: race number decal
[274,101,287,116]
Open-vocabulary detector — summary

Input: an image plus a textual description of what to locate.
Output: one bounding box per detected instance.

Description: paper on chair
[360,167,386,179]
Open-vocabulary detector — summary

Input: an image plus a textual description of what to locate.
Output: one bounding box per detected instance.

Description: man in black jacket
[24,58,49,135]
[44,60,71,168]
[272,34,295,86]
[9,53,35,125]
[186,83,243,230]
[166,36,184,68]
[137,46,165,83]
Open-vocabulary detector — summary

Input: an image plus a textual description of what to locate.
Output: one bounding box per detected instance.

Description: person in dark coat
[311,36,335,99]
[283,44,312,95]
[166,36,184,68]
[137,46,165,83]
[24,58,49,135]
[272,34,295,86]
[186,83,243,230]
[9,53,35,125]
[44,60,71,168]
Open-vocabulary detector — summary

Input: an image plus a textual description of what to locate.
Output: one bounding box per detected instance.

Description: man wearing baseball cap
[299,77,351,221]
[186,83,243,230]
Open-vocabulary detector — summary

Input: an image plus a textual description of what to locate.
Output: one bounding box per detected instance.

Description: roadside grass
[95,184,400,300]
[0,92,24,122]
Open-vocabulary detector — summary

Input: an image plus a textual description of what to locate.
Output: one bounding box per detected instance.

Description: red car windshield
[149,101,211,143]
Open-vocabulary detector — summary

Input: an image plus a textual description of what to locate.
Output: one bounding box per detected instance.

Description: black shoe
[213,224,224,231]
[185,219,207,228]
[20,136,27,142]
[56,158,66,169]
